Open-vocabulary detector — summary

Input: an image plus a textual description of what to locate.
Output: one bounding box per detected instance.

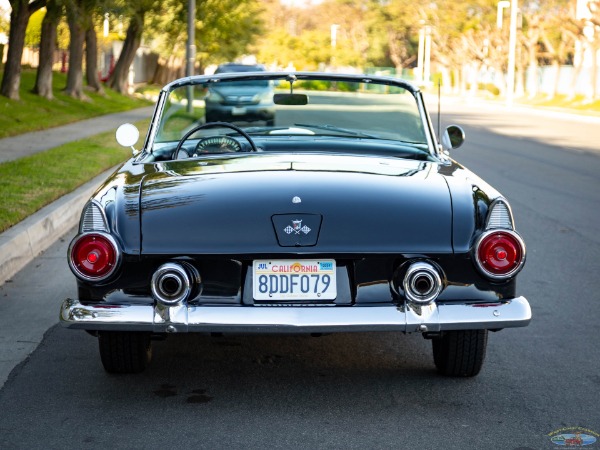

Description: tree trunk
[107,10,144,94]
[150,58,168,86]
[452,68,461,95]
[592,43,598,100]
[515,45,525,98]
[0,0,46,100]
[526,45,538,98]
[85,27,104,94]
[33,0,61,99]
[549,60,561,100]
[64,4,87,99]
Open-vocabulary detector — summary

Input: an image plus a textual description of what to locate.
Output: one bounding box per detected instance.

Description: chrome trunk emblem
[292,196,301,204]
[284,220,311,235]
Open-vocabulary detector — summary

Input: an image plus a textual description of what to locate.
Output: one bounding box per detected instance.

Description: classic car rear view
[60,72,531,377]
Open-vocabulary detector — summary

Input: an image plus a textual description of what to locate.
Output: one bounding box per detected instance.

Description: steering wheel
[173,122,258,159]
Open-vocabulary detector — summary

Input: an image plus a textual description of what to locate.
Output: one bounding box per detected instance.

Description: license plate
[232,106,247,115]
[253,260,337,301]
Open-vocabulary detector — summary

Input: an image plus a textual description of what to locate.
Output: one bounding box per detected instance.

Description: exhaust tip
[151,262,200,305]
[403,261,443,304]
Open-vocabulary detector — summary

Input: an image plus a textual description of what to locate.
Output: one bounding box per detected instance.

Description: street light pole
[423,26,432,86]
[497,1,510,29]
[417,26,425,83]
[506,0,518,106]
[186,0,196,113]
[417,23,432,85]
[330,24,339,68]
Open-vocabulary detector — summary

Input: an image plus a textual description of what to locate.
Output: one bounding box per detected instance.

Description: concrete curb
[0,167,116,286]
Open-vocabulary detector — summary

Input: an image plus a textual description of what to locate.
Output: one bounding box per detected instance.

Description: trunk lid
[139,154,452,254]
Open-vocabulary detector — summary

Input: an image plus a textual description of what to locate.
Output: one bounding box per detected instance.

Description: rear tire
[98,331,152,374]
[432,330,488,377]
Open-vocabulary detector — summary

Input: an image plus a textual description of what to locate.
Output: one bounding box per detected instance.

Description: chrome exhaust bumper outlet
[151,262,201,305]
[403,261,443,305]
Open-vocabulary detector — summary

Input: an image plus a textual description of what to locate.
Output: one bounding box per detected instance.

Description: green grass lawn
[0,119,149,233]
[0,69,152,138]
[0,68,154,232]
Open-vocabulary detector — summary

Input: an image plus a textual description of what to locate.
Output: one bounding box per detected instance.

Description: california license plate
[253,260,337,301]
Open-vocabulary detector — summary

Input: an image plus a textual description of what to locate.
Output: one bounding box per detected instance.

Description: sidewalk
[0,106,154,285]
[424,93,600,124]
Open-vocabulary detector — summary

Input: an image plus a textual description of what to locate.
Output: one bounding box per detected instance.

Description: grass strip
[515,94,600,114]
[0,119,149,233]
[0,69,152,138]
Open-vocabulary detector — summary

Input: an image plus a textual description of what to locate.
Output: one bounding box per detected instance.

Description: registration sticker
[253,260,337,301]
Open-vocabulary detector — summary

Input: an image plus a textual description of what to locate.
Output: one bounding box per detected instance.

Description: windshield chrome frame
[143,72,438,158]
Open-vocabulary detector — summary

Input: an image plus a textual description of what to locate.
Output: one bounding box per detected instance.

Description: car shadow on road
[4,324,477,406]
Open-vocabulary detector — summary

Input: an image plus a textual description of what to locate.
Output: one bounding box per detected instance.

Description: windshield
[150,75,432,160]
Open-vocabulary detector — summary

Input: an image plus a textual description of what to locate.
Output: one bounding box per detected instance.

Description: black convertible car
[60,72,530,377]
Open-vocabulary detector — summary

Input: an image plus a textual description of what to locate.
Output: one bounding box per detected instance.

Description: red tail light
[69,233,120,281]
[475,230,525,280]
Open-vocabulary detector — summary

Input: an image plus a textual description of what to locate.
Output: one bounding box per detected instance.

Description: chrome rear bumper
[59,297,531,334]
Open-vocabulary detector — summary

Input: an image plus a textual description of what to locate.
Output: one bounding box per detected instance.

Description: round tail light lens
[475,231,525,280]
[69,233,120,281]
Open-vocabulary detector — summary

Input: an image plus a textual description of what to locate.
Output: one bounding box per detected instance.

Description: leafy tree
[536,0,577,98]
[590,1,600,98]
[144,1,186,84]
[368,0,420,71]
[24,7,43,46]
[143,0,263,84]
[85,13,104,94]
[256,0,367,70]
[63,0,88,98]
[1,0,46,100]
[33,0,63,99]
[195,0,263,71]
[107,0,161,94]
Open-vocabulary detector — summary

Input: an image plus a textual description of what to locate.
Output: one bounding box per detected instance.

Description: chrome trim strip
[145,90,168,154]
[486,197,515,230]
[60,297,531,333]
[415,91,438,156]
[79,200,109,233]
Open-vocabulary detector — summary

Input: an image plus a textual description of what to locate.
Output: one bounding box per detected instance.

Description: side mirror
[116,123,140,155]
[441,125,465,150]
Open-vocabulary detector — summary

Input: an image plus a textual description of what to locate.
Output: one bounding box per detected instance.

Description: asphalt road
[0,99,599,449]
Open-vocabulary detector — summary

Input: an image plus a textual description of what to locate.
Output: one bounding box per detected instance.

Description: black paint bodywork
[79,150,513,308]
